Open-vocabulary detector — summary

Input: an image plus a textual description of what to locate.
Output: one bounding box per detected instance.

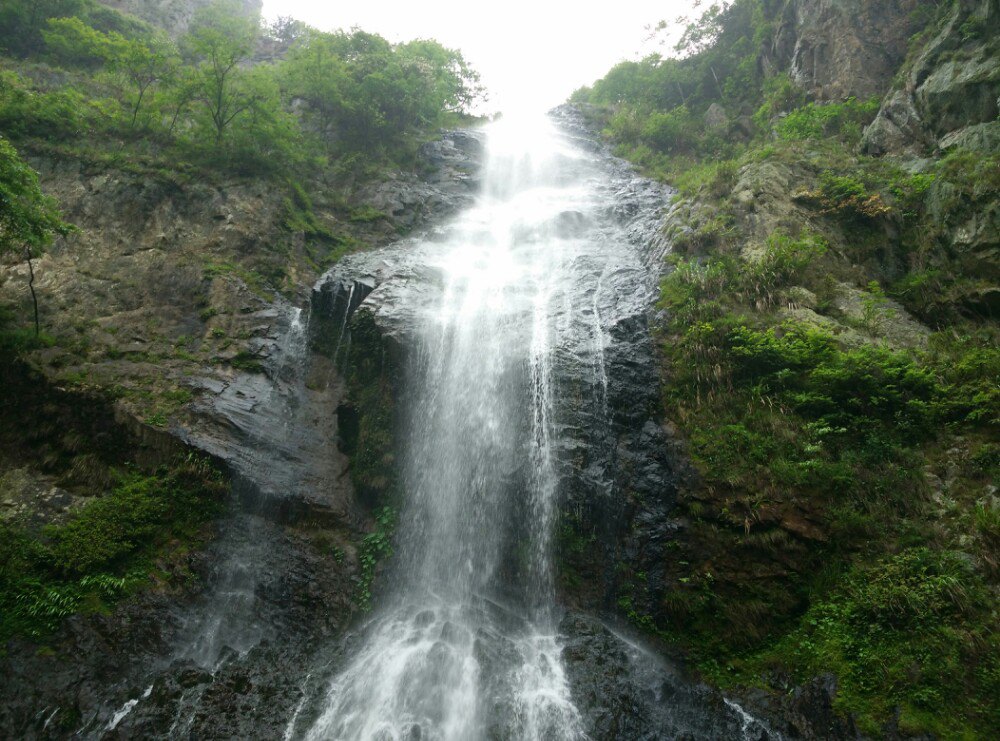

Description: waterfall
[63,112,784,741]
[303,116,604,740]
[294,113,779,741]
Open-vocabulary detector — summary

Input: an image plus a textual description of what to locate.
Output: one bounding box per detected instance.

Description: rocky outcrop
[312,111,682,625]
[862,0,1000,155]
[97,0,262,35]
[560,613,782,739]
[0,126,486,739]
[0,129,485,506]
[763,0,922,101]
[361,130,484,232]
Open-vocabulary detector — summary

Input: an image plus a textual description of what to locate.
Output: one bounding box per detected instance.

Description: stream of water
[301,116,635,740]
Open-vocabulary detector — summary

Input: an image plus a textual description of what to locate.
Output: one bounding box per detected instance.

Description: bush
[0,70,89,139]
[759,548,999,737]
[0,456,226,641]
[775,98,880,143]
[640,105,697,153]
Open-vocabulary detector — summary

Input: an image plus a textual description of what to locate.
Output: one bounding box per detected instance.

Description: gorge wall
[1,0,997,737]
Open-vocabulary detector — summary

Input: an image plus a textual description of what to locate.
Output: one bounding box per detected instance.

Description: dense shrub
[0,457,226,641]
[774,97,880,144]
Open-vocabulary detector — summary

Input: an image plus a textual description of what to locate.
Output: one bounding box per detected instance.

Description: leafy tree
[281,30,482,161]
[43,17,180,131]
[0,70,87,139]
[108,34,179,130]
[0,0,85,57]
[43,15,115,68]
[182,0,260,146]
[397,39,483,118]
[0,138,72,335]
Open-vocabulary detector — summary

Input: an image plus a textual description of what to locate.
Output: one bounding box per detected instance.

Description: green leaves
[774,98,880,143]
[280,29,482,164]
[0,136,72,257]
[762,548,999,736]
[355,506,397,611]
[0,457,226,642]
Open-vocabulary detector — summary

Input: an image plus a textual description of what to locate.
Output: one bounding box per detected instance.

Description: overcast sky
[260,1,702,114]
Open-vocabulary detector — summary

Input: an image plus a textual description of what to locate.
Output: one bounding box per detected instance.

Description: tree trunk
[25,249,39,337]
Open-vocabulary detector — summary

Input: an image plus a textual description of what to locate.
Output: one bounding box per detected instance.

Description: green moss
[341,309,400,504]
[0,456,227,642]
[228,350,264,374]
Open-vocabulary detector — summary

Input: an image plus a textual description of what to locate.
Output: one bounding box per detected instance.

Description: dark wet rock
[176,308,355,526]
[1,513,356,739]
[360,130,485,231]
[560,613,779,740]
[735,674,862,740]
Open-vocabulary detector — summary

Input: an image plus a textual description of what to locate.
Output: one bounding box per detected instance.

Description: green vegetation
[0,455,227,643]
[575,0,999,735]
[654,239,999,736]
[774,97,880,144]
[355,505,396,612]
[0,136,72,334]
[0,1,482,178]
[728,548,999,737]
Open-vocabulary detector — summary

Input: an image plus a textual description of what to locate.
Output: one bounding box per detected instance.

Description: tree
[0,138,72,336]
[0,0,85,58]
[281,30,484,161]
[44,17,179,132]
[109,34,179,130]
[43,15,114,69]
[182,0,259,146]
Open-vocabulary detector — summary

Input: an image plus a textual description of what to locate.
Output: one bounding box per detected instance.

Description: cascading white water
[303,115,633,741]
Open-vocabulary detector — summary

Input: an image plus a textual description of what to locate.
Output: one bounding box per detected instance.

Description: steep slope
[571,0,999,736]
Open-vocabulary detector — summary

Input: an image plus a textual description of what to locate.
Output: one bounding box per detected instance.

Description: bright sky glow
[261,1,702,115]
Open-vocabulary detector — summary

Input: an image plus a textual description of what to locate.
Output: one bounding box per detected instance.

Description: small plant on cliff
[0,136,73,337]
[775,98,880,144]
[355,506,397,612]
[794,172,892,222]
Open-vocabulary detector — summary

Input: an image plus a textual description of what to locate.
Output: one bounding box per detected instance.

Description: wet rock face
[359,130,485,231]
[560,613,781,740]
[312,109,680,618]
[734,675,861,741]
[1,515,356,739]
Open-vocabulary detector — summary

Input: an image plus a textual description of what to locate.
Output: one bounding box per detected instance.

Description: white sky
[260,1,702,115]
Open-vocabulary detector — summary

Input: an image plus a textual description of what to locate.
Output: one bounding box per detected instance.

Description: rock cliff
[97,0,263,36]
